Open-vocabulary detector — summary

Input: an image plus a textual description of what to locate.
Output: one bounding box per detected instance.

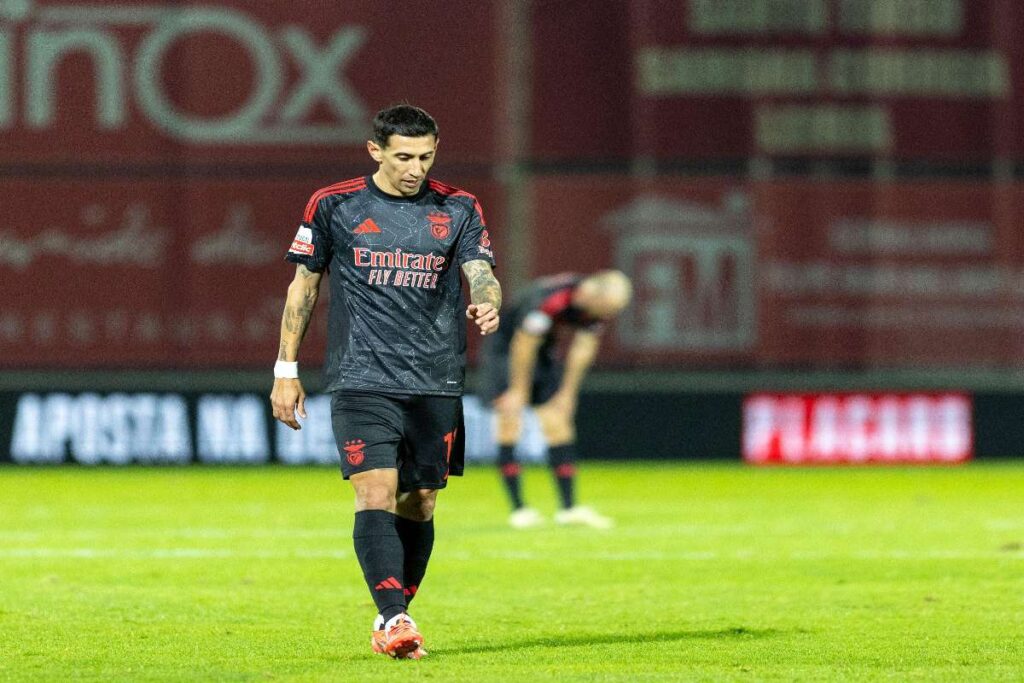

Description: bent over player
[269,105,500,659]
[479,271,631,529]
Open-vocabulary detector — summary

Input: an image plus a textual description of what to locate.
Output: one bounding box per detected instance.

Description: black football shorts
[330,390,465,491]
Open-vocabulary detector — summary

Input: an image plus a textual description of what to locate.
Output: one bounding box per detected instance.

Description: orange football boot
[383,613,425,659]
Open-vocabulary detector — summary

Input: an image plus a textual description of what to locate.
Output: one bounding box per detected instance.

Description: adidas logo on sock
[375,576,402,591]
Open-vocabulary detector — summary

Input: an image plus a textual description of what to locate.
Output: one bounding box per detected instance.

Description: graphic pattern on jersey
[285,176,495,396]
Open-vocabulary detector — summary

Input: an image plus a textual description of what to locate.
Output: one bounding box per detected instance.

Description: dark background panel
[576,391,743,461]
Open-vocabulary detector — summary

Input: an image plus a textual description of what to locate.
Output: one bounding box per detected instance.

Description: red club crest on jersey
[343,439,366,466]
[427,212,451,239]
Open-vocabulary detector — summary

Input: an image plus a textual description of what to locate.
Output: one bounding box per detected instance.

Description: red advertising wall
[37,173,1024,369]
[756,181,1024,366]
[532,0,1024,161]
[530,178,1024,367]
[530,177,754,367]
[5,0,1024,370]
[0,176,505,367]
[0,0,504,368]
[0,0,499,165]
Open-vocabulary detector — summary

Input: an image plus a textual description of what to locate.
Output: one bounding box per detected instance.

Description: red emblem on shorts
[427,212,451,239]
[343,439,366,466]
[479,230,491,248]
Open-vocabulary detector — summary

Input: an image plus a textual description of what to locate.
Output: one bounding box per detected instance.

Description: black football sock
[497,444,524,509]
[394,516,434,607]
[549,444,577,509]
[352,510,407,623]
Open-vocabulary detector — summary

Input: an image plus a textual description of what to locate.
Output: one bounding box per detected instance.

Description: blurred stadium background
[2,0,1023,466]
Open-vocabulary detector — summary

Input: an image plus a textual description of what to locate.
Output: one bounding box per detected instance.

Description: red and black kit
[285,175,494,486]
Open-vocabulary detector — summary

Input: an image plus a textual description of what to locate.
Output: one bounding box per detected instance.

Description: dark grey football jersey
[285,175,496,396]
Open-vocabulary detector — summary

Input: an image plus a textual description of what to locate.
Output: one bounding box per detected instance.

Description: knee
[353,483,397,512]
[548,424,575,445]
[495,412,522,445]
[538,412,574,445]
[397,489,437,521]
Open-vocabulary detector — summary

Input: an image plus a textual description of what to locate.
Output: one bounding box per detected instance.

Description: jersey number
[442,429,458,480]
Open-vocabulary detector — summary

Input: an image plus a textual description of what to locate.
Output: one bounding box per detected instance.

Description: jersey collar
[367,175,430,203]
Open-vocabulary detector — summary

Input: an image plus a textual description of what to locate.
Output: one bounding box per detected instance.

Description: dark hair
[372,105,438,147]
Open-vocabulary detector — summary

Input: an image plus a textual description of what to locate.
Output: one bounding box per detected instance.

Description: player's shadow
[434,626,780,655]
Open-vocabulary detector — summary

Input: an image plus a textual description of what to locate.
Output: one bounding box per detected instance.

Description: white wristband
[274,361,299,379]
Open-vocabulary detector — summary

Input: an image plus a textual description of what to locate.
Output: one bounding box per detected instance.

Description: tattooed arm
[278,264,322,362]
[461,259,501,336]
[270,264,323,430]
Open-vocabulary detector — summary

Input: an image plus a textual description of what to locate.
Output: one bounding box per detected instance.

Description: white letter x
[279,26,367,123]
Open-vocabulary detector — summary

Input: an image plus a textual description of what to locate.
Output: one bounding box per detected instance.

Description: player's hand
[466,302,499,335]
[493,388,527,416]
[270,378,307,430]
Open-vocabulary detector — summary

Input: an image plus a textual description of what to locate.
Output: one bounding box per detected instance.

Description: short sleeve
[456,197,496,268]
[285,196,334,272]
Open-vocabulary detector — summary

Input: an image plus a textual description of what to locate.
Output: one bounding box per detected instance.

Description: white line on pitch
[0,529,353,541]
[0,548,352,559]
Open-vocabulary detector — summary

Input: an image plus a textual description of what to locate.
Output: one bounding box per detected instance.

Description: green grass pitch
[1,463,1023,681]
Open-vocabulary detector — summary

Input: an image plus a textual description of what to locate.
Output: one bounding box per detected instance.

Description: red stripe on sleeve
[303,177,366,223]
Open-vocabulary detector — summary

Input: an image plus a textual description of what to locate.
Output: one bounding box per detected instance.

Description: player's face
[368,134,438,196]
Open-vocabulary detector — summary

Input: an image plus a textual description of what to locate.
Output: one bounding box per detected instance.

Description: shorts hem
[340,464,397,481]
[397,474,461,493]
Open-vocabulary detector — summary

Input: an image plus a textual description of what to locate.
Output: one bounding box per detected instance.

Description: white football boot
[508,507,545,529]
[554,505,613,529]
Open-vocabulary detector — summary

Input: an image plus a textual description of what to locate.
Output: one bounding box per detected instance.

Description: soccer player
[269,105,500,659]
[479,271,631,529]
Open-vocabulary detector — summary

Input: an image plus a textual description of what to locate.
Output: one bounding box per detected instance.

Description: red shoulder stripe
[428,178,460,196]
[308,177,365,202]
[303,177,366,223]
[471,197,486,226]
[304,179,365,222]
